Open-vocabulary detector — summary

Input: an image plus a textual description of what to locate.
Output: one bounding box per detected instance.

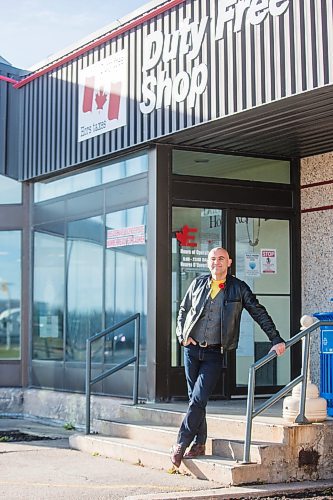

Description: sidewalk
[0,416,332,500]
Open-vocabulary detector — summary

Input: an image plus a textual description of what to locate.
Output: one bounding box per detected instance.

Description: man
[170,247,285,468]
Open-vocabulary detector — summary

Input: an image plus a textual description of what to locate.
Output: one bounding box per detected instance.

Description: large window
[33,230,64,360]
[105,206,147,364]
[32,151,149,394]
[0,231,21,359]
[0,175,22,204]
[66,216,104,362]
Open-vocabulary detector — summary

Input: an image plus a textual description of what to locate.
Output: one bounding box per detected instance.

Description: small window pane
[173,150,290,184]
[34,152,148,203]
[0,175,22,204]
[0,231,21,359]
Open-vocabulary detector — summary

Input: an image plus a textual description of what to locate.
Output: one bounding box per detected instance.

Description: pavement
[0,416,332,500]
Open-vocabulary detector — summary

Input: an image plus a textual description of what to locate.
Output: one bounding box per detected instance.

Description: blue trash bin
[313,312,333,417]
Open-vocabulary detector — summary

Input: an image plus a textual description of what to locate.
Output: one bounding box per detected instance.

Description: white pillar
[282,315,327,423]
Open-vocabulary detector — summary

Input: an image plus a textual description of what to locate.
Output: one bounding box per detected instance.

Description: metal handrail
[243,319,333,463]
[85,313,140,435]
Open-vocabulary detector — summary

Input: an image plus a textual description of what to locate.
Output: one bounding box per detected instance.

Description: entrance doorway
[171,207,291,398]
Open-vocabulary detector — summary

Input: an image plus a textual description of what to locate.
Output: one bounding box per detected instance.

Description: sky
[0,0,148,70]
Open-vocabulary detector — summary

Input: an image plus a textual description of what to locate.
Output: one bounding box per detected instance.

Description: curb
[125,479,333,500]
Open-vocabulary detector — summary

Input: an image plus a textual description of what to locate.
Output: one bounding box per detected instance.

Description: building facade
[0,0,332,403]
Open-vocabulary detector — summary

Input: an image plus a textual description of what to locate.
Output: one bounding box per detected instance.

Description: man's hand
[182,337,197,346]
[269,342,286,356]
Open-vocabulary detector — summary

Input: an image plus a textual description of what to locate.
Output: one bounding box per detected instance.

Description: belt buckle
[199,341,208,347]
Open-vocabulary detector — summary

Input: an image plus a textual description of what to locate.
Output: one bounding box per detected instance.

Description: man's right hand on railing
[269,342,286,356]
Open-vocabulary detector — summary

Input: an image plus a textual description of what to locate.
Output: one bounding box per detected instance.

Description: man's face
[207,248,232,279]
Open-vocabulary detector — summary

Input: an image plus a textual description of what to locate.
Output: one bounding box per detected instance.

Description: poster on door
[245,253,260,277]
[261,249,277,274]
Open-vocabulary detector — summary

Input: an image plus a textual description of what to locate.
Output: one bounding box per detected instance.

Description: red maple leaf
[176,225,197,247]
[95,89,107,110]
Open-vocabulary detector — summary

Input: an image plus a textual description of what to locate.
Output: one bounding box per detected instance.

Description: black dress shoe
[170,444,186,467]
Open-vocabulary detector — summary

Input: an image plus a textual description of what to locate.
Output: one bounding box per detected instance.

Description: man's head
[207,247,232,280]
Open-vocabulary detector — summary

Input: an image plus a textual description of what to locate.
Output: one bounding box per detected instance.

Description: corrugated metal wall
[0,64,25,179]
[20,0,333,180]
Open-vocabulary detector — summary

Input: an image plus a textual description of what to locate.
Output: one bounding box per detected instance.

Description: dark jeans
[177,343,224,448]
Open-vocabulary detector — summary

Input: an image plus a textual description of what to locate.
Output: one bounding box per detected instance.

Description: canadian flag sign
[78,49,127,142]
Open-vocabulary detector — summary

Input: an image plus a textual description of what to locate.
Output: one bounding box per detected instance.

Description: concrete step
[94,418,286,463]
[118,404,287,443]
[69,433,262,485]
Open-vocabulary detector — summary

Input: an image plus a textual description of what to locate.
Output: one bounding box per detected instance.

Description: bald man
[170,247,285,468]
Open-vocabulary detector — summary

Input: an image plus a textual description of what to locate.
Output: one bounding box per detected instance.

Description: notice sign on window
[106,225,145,248]
[245,253,260,277]
[261,249,277,274]
[78,49,128,142]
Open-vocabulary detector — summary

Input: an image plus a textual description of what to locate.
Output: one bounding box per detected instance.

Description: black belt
[198,341,222,351]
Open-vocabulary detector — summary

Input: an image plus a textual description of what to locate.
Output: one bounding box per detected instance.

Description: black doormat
[0,430,54,442]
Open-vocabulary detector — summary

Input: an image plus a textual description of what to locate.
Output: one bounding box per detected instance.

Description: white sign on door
[261,249,277,274]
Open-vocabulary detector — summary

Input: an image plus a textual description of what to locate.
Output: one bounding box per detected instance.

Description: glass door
[171,207,224,367]
[234,216,291,393]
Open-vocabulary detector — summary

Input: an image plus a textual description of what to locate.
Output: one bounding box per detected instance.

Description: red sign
[106,225,145,248]
[176,225,198,247]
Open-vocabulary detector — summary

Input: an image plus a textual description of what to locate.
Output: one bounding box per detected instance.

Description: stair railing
[85,313,140,435]
[243,318,333,463]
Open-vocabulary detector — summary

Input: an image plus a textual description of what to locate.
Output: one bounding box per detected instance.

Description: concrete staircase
[69,403,333,486]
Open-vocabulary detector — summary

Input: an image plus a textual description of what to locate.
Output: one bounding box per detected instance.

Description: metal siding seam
[154,14,163,138]
[170,8,178,131]
[23,87,29,179]
[116,36,124,153]
[76,56,83,166]
[20,86,26,178]
[62,66,68,170]
[240,24,247,109]
[299,0,307,91]
[129,30,136,147]
[288,0,296,95]
[283,6,292,97]
[164,12,172,134]
[104,43,112,155]
[254,23,262,107]
[293,0,303,94]
[137,27,143,145]
[108,40,116,154]
[66,63,73,168]
[226,13,234,116]
[155,13,162,137]
[315,0,324,87]
[304,0,314,90]
[48,72,54,172]
[71,58,78,167]
[142,21,150,141]
[209,0,217,120]
[278,10,286,98]
[98,43,107,156]
[201,0,209,123]
[245,16,253,112]
[272,15,281,101]
[32,81,38,177]
[42,74,48,175]
[159,13,168,135]
[327,0,333,83]
[175,4,183,132]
